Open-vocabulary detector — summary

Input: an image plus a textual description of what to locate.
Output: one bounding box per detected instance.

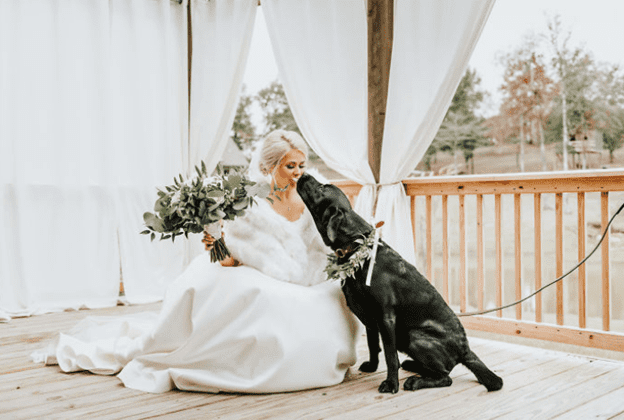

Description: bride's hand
[202,232,216,251]
[202,231,241,267]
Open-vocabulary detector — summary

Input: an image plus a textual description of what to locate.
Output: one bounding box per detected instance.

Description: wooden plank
[426,195,433,282]
[459,194,466,313]
[577,192,587,329]
[556,193,564,326]
[495,194,502,318]
[398,356,615,420]
[442,194,449,302]
[602,191,610,332]
[477,194,484,312]
[499,368,624,419]
[514,193,522,320]
[331,344,583,420]
[461,316,624,353]
[367,0,393,183]
[456,358,622,419]
[288,342,520,420]
[403,170,624,196]
[554,384,624,420]
[534,193,542,323]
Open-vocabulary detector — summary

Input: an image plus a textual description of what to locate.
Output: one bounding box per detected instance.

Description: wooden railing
[334,170,624,353]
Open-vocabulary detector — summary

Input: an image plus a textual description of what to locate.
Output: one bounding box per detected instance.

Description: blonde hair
[258,130,308,175]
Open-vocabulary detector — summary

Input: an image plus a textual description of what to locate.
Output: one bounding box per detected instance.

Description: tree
[256,80,321,162]
[496,34,558,171]
[231,85,257,150]
[256,80,301,136]
[431,68,488,174]
[545,15,595,170]
[592,64,624,163]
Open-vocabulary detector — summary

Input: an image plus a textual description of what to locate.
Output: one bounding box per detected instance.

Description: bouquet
[141,161,269,262]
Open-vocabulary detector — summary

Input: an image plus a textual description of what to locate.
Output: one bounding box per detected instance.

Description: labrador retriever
[297,173,503,394]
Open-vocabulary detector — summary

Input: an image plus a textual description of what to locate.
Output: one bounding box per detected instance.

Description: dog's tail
[461,350,503,391]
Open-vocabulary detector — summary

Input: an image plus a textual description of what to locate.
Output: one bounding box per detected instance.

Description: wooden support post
[187,0,193,168]
[367,0,393,184]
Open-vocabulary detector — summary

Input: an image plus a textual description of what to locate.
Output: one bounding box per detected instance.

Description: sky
[241,0,624,125]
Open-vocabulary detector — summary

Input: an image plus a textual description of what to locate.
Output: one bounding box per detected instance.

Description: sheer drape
[0,0,188,316]
[262,0,374,186]
[186,0,257,260]
[189,0,257,172]
[357,0,496,263]
[264,0,493,264]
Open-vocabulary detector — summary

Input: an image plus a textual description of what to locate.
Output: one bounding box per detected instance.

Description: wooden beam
[187,0,193,166]
[367,0,393,184]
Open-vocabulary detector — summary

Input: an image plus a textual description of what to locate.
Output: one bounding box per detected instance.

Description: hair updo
[258,130,308,176]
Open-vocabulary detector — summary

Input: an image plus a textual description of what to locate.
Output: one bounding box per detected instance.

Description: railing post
[514,193,522,320]
[578,192,586,329]
[459,195,466,313]
[495,194,502,318]
[442,195,449,303]
[556,193,564,326]
[601,192,610,331]
[477,194,484,312]
[534,193,542,323]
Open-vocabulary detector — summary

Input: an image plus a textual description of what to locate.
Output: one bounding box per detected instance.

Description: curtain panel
[264,0,494,264]
[186,0,257,261]
[0,0,189,317]
[262,0,375,186]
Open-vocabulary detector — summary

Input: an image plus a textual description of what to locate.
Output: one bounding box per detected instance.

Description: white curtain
[262,0,375,186]
[189,0,257,172]
[186,0,257,260]
[264,0,493,264]
[0,0,189,316]
[356,0,496,263]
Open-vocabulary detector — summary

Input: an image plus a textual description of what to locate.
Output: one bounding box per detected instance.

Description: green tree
[431,68,488,174]
[256,80,301,136]
[497,34,558,171]
[545,15,595,169]
[231,85,256,150]
[256,80,320,162]
[593,64,624,163]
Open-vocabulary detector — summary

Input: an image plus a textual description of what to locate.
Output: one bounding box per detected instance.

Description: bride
[33,130,360,394]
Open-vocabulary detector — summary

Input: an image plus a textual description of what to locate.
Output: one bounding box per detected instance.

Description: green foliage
[141,162,269,243]
[231,85,256,150]
[255,80,320,162]
[324,229,382,285]
[256,80,301,136]
[430,68,488,173]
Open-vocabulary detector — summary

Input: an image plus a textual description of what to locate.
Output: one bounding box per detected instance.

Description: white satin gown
[32,200,360,393]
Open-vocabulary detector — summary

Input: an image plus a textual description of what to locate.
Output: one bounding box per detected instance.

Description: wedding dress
[32,199,360,393]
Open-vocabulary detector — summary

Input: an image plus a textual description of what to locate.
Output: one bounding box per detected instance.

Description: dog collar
[324,223,383,286]
[334,245,355,259]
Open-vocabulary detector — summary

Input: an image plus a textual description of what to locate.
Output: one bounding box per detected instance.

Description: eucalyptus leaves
[141,161,270,262]
[324,229,382,285]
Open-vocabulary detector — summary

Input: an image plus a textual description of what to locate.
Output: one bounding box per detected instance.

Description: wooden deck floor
[2,303,624,420]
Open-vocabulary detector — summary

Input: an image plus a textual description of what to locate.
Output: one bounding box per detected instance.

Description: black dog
[297,173,503,394]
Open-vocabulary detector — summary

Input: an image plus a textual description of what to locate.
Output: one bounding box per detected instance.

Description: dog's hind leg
[359,325,381,373]
[404,374,453,391]
[462,349,503,391]
[403,334,454,391]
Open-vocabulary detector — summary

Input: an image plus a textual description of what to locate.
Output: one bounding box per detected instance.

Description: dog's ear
[327,208,344,244]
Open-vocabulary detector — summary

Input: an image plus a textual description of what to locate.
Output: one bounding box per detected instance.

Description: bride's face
[273,149,306,189]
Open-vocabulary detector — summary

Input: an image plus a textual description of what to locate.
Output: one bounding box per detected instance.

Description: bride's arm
[202,232,241,267]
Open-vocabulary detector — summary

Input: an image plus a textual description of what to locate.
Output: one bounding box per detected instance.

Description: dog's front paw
[359,360,379,373]
[378,379,399,394]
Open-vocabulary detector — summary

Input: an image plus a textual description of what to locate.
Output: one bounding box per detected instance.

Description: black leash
[458,199,624,317]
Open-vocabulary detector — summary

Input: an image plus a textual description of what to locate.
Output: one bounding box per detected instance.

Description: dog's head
[297,173,372,250]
